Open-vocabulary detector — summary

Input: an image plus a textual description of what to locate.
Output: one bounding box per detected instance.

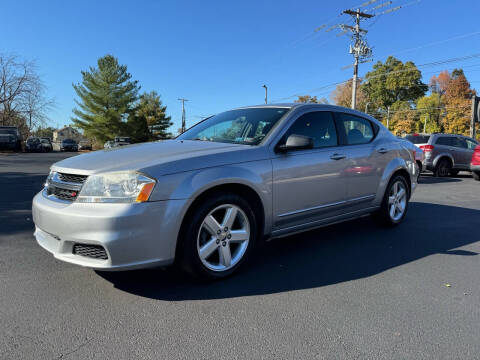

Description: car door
[271,110,348,231]
[452,137,475,169]
[334,112,391,209]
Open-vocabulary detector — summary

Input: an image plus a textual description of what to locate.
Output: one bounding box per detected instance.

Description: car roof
[234,103,382,124]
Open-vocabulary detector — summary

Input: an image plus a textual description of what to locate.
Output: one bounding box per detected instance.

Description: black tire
[374,174,409,227]
[473,172,480,181]
[434,158,452,177]
[178,192,258,280]
[449,169,459,177]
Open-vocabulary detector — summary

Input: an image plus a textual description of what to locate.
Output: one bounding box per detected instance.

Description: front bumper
[32,191,187,270]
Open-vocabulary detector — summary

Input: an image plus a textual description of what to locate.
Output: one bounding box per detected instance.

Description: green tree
[363,56,427,115]
[72,55,139,143]
[416,93,443,133]
[34,126,56,139]
[130,91,172,141]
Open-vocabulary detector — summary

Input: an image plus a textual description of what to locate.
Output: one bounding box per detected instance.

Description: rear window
[405,135,430,144]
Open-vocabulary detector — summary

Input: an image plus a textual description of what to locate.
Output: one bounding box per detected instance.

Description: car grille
[48,186,79,201]
[46,172,87,202]
[73,244,108,260]
[57,173,87,184]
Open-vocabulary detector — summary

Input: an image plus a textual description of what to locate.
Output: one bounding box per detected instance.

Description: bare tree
[0,53,54,133]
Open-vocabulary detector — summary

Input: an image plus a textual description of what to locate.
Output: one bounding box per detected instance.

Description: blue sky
[3,0,480,131]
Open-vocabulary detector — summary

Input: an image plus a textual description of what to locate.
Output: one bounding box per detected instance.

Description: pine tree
[72,55,139,143]
[131,91,173,140]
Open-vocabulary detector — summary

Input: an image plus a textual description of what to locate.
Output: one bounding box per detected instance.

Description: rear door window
[336,113,374,145]
[435,137,452,146]
[452,137,468,149]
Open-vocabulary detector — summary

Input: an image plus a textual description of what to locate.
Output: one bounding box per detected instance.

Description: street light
[262,85,268,104]
[364,102,370,114]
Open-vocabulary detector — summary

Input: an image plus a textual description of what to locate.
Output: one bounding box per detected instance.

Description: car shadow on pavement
[418,175,463,184]
[97,202,479,301]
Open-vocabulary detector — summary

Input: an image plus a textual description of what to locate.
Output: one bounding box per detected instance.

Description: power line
[271,53,480,103]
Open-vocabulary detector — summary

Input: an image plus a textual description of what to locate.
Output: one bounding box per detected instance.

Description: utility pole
[342,9,373,110]
[262,85,268,104]
[178,98,189,134]
[386,106,390,131]
[471,95,479,139]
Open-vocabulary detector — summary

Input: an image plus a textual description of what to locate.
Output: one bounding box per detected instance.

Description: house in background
[53,126,82,143]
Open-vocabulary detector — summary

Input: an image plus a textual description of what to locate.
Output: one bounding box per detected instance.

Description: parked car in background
[60,138,78,152]
[398,135,424,176]
[404,133,478,177]
[114,136,131,147]
[78,140,92,151]
[471,145,480,181]
[27,137,53,152]
[33,104,417,279]
[40,138,53,152]
[104,140,114,149]
[0,126,23,152]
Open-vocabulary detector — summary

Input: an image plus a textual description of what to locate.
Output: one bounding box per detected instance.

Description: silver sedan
[32,104,417,279]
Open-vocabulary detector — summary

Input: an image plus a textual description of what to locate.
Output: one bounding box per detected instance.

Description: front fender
[373,157,415,206]
[149,160,273,235]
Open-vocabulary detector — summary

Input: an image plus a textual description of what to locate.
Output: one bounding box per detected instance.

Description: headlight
[77,171,156,203]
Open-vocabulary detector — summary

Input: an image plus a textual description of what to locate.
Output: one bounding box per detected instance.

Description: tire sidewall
[179,193,258,279]
[380,175,409,226]
[435,158,451,177]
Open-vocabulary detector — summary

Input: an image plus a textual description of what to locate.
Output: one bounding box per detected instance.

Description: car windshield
[405,134,430,144]
[178,107,289,145]
[27,138,39,144]
[63,139,75,144]
[0,129,16,135]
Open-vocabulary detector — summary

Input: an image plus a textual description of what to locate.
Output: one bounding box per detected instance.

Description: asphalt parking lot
[1,152,479,359]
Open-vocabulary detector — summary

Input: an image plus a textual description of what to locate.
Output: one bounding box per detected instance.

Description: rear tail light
[419,145,434,152]
[472,145,480,165]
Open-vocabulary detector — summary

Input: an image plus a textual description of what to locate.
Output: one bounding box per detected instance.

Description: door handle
[377,147,388,154]
[330,153,346,160]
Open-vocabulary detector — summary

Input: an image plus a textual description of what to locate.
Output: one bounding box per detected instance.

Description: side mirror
[277,134,314,152]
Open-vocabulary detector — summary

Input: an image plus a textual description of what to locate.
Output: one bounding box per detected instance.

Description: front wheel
[374,175,409,226]
[178,193,257,280]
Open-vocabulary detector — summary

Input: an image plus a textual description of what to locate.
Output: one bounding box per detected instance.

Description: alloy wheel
[388,181,407,222]
[197,204,250,272]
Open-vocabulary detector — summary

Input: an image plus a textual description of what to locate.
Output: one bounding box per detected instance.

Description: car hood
[52,140,267,176]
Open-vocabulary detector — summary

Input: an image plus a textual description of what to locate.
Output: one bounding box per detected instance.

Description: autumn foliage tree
[295,95,328,104]
[441,69,474,135]
[331,79,367,110]
[389,101,418,135]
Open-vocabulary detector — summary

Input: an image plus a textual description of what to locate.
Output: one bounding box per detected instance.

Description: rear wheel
[178,193,257,280]
[473,172,480,181]
[434,158,452,177]
[374,175,409,226]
